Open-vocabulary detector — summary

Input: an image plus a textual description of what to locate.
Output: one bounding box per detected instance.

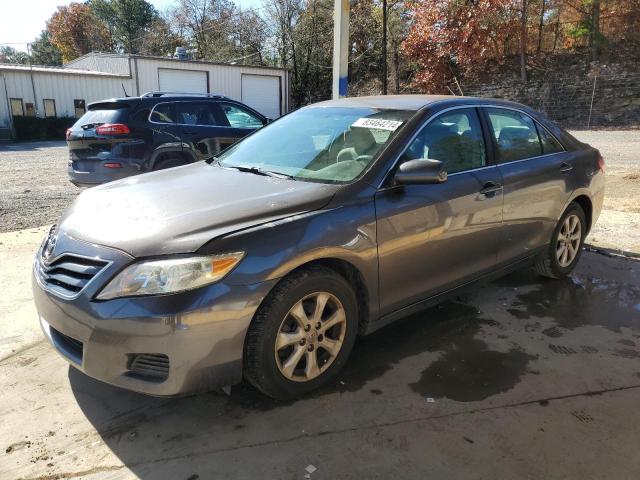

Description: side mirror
[394,159,447,185]
[262,117,273,125]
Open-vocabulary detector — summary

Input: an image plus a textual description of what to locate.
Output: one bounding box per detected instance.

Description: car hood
[59,162,340,257]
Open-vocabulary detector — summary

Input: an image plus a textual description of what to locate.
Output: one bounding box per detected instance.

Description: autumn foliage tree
[47,3,110,62]
[403,0,521,93]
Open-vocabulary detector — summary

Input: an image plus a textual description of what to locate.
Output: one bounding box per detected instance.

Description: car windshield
[216,107,415,183]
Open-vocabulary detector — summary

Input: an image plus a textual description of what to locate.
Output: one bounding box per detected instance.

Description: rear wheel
[534,202,586,279]
[154,155,185,171]
[244,266,358,399]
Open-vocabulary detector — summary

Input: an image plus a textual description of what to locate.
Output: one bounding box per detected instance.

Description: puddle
[503,272,640,333]
[331,300,536,402]
[410,338,534,402]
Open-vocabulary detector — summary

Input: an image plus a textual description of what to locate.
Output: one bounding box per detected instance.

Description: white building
[0,52,290,140]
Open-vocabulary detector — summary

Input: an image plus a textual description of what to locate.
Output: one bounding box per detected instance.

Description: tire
[534,202,587,279]
[244,266,358,399]
[154,156,184,171]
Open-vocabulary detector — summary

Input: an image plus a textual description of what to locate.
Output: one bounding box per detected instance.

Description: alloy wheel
[274,292,347,382]
[556,214,582,267]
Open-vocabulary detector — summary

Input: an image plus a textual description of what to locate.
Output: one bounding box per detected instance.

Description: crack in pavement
[18,465,124,480]
[0,339,46,364]
[59,383,640,472]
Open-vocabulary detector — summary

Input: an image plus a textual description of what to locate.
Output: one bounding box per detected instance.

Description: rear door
[147,102,184,168]
[175,101,239,161]
[483,107,572,264]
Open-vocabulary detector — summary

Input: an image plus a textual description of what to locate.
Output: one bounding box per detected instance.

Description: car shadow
[67,261,640,478]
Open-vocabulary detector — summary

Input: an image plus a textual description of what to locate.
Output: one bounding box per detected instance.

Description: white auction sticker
[352,118,403,131]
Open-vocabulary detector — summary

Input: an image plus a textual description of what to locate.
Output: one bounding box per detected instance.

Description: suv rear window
[72,103,129,129]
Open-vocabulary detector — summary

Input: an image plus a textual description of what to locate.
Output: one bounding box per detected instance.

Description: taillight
[65,128,72,141]
[597,153,605,173]
[103,162,123,169]
[96,123,130,135]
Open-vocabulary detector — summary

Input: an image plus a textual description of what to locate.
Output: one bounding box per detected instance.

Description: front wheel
[244,266,358,399]
[534,202,586,279]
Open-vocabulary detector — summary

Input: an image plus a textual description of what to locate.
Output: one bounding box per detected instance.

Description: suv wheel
[154,155,185,171]
[534,202,586,279]
[244,266,358,399]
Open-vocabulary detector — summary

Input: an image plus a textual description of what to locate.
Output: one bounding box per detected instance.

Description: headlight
[96,252,245,300]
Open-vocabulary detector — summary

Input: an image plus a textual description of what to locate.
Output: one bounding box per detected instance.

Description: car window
[221,103,264,129]
[486,108,542,162]
[176,102,222,126]
[537,123,564,154]
[218,107,414,183]
[73,104,129,129]
[150,103,175,124]
[402,108,486,174]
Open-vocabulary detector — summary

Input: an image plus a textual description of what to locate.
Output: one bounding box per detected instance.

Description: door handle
[480,181,502,195]
[559,162,573,173]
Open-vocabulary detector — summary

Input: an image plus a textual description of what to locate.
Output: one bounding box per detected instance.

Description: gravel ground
[0,131,638,248]
[0,141,76,232]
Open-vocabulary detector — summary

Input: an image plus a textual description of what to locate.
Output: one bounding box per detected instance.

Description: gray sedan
[33,95,605,398]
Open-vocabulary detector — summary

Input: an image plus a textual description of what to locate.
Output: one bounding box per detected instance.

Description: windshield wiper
[226,165,294,179]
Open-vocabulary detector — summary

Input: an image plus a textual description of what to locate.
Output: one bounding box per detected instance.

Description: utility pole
[332,0,349,99]
[382,0,388,95]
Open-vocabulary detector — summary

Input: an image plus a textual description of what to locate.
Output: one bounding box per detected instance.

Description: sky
[0,0,263,51]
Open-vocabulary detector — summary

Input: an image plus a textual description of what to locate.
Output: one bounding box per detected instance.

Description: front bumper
[32,235,276,396]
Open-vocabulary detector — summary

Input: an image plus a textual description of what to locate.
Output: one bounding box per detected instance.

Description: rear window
[72,103,129,129]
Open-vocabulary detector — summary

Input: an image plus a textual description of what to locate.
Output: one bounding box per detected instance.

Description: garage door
[158,68,208,93]
[241,75,281,119]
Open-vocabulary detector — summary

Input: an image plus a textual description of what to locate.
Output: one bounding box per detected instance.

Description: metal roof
[65,51,288,73]
[0,63,130,78]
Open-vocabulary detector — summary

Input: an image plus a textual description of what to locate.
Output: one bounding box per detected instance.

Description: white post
[332,0,349,99]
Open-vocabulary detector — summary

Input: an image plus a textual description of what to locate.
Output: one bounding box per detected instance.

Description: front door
[375,107,503,316]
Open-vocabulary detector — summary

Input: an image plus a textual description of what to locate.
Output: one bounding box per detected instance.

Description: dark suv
[66,92,268,187]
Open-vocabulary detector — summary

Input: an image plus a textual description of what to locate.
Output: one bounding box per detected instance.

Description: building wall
[0,54,290,139]
[0,69,134,125]
[0,74,10,137]
[132,58,289,114]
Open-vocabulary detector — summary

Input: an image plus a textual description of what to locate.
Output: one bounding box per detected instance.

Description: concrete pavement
[1,247,639,479]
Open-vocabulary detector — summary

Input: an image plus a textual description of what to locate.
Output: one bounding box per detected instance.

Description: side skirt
[364,248,544,335]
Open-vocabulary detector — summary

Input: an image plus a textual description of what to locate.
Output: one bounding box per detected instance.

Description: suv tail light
[596,153,605,173]
[96,123,131,135]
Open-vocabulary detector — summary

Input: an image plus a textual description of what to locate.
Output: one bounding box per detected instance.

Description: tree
[170,0,240,61]
[89,0,158,53]
[139,16,186,57]
[520,0,528,81]
[0,46,30,64]
[30,31,63,66]
[47,3,110,62]
[403,0,521,92]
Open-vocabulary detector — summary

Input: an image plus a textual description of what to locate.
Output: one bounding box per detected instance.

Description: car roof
[309,94,531,112]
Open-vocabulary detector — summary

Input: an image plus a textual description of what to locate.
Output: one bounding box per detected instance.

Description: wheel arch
[148,147,193,170]
[253,257,372,337]
[569,193,593,234]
